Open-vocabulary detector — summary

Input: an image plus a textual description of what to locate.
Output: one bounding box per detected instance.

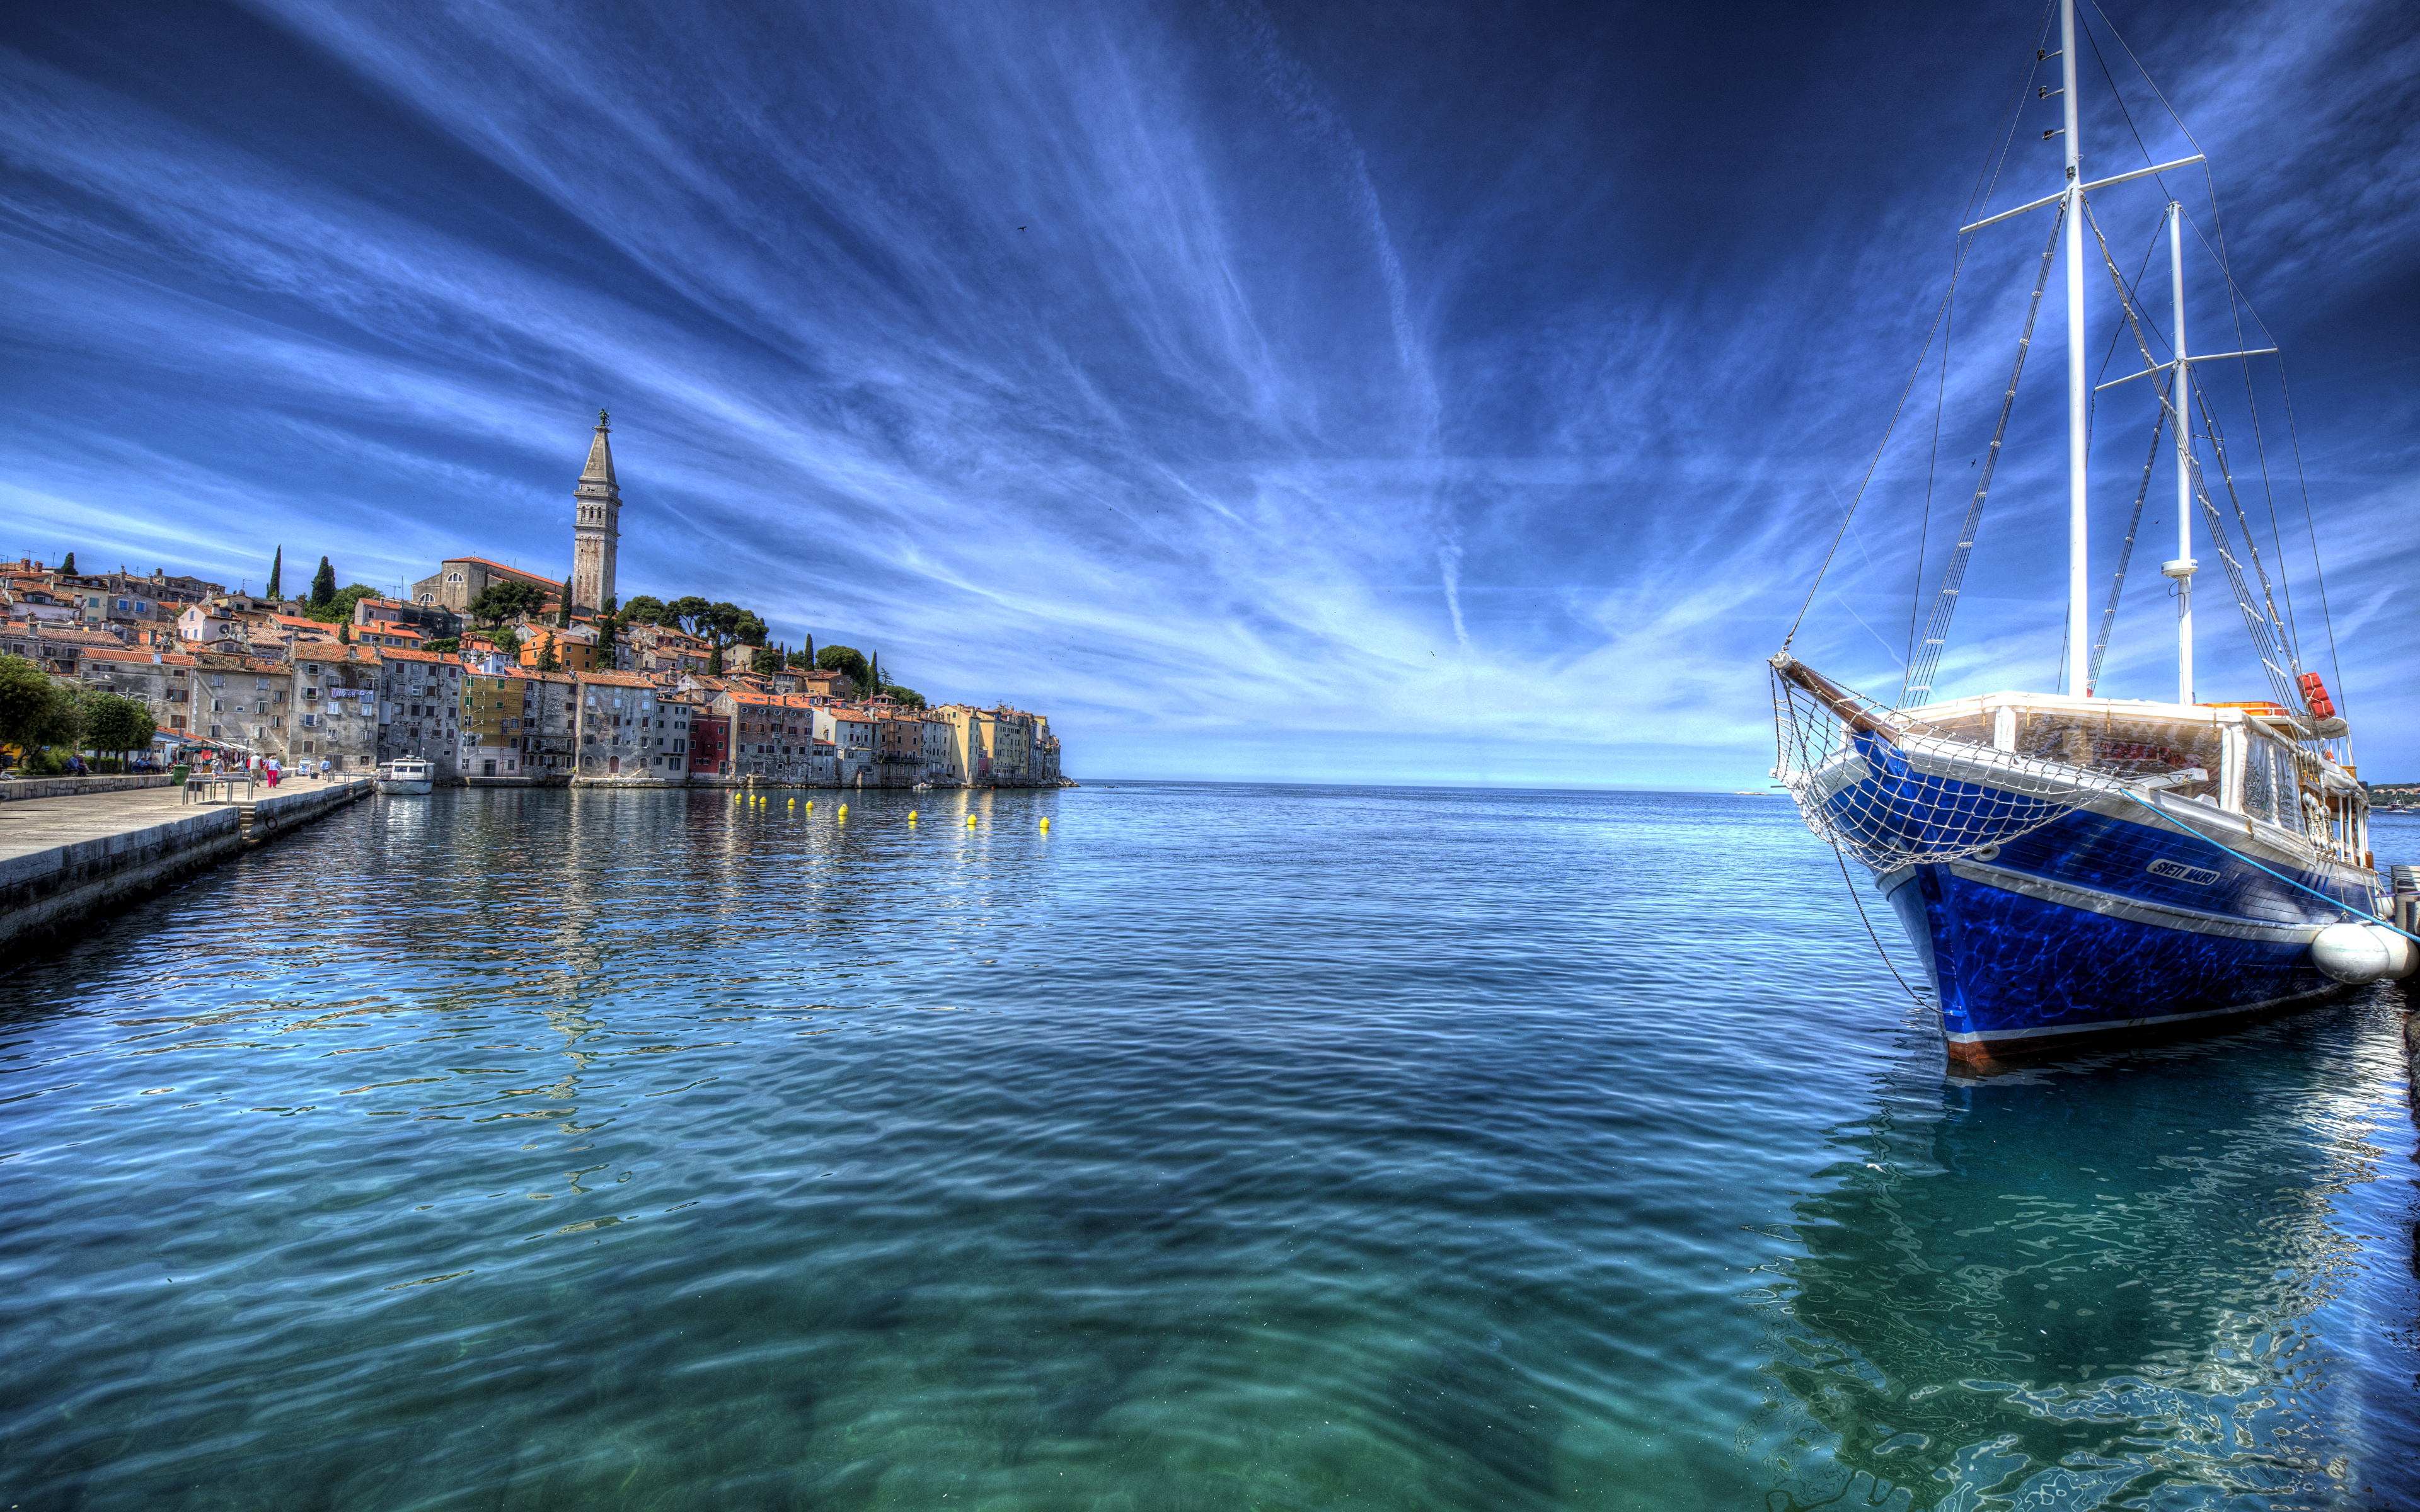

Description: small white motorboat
[376,758,435,794]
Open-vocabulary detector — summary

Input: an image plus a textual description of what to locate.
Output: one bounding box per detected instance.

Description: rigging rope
[2082,200,2317,736]
[1790,13,2051,655]
[2085,401,2169,694]
[1899,207,2065,704]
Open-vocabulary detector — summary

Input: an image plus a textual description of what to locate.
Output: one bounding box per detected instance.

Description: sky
[3,1,2416,786]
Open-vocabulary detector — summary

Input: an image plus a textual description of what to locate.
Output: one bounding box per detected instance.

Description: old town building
[574,671,687,783]
[376,648,464,779]
[293,644,381,773]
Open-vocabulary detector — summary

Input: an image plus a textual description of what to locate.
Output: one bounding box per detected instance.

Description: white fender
[2311,922,2392,985]
[2363,924,2417,982]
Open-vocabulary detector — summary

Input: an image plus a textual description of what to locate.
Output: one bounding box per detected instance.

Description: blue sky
[3,1,2415,786]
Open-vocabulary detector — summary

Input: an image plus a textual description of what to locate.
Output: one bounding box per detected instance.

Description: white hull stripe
[1944,857,2326,944]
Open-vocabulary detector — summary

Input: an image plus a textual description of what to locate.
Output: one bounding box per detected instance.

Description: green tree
[620,595,668,626]
[0,654,82,757]
[81,690,156,758]
[535,633,560,673]
[868,650,880,694]
[59,551,76,575]
[555,593,572,627]
[815,644,869,688]
[310,556,337,606]
[308,583,378,624]
[265,546,283,600]
[668,596,714,638]
[338,622,352,644]
[422,637,460,655]
[492,627,524,658]
[467,580,547,627]
[881,685,926,710]
[707,643,725,675]
[788,637,819,669]
[751,647,783,675]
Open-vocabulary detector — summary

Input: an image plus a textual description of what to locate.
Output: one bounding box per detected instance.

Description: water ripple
[0,786,2414,1508]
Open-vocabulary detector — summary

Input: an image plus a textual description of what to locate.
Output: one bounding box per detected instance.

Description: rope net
[1771,655,2233,874]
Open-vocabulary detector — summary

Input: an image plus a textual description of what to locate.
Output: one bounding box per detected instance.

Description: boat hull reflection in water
[1767,1012,2420,1506]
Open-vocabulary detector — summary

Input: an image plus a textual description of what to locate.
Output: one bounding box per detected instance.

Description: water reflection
[1765,995,2408,1508]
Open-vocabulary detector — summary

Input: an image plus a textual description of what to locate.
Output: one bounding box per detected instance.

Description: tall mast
[2162,202,2197,705]
[2061,0,2089,697]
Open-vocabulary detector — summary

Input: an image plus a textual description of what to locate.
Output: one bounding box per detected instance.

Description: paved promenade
[0,779,371,958]
[0,785,225,865]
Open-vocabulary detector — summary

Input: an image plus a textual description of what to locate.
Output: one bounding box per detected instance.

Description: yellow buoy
[787,798,795,808]
[966,815,977,827]
[805,800,814,810]
[908,810,918,822]
[1040,817,1050,831]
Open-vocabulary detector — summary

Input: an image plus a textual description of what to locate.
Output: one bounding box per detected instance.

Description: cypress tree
[868,651,880,698]
[265,547,282,600]
[310,556,336,606]
[59,551,76,575]
[556,593,572,627]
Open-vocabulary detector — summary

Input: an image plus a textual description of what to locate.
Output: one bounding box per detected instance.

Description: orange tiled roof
[80,648,199,666]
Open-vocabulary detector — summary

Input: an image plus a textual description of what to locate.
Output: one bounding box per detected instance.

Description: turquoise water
[3,784,2416,1509]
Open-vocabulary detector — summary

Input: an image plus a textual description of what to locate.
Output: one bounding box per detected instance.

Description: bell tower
[570,408,620,612]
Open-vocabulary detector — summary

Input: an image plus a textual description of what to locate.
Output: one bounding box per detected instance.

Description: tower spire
[581,408,616,488]
[570,408,623,612]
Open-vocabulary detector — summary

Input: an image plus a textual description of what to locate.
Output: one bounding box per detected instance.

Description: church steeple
[581,408,617,487]
[570,408,622,613]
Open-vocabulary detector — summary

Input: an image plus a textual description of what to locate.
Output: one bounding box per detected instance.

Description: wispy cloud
[1,0,2415,782]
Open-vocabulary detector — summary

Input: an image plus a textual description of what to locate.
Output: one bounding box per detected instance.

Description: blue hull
[1820,744,2375,1061]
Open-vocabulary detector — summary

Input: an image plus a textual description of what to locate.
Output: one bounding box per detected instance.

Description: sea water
[2,784,2415,1509]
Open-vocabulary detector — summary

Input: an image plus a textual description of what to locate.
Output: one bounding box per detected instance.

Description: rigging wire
[2090,0,2342,726]
[1799,3,2052,657]
[1829,839,1935,1009]
[2085,401,2170,694]
[2274,362,2351,763]
[2083,199,2314,734]
[1900,207,2066,704]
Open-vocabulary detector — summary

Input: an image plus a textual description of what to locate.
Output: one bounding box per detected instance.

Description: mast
[2162,202,2197,705]
[2060,0,2089,697]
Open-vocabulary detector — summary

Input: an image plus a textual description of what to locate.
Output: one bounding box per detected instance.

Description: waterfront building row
[57,639,1060,789]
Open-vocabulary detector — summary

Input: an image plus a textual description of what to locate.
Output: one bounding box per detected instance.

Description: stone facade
[710,690,835,784]
[811,705,880,786]
[193,656,294,758]
[292,645,381,773]
[573,671,688,784]
[75,648,199,742]
[411,556,564,616]
[932,705,1061,786]
[376,650,464,779]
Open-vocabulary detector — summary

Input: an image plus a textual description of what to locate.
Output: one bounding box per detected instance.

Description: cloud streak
[1,0,2416,784]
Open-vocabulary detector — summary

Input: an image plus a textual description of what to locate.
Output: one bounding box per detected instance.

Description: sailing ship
[1772,0,2411,1067]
